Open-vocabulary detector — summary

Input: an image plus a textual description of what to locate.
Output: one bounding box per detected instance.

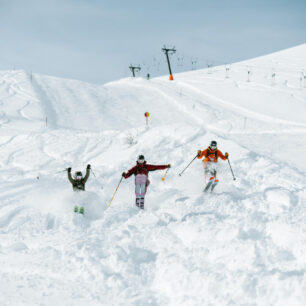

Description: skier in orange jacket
[197,140,229,192]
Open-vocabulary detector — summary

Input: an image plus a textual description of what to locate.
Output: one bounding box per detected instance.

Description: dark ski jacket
[68,168,90,191]
[124,161,168,179]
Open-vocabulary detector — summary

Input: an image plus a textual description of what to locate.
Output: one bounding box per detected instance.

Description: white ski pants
[135,174,148,198]
[204,162,219,183]
[135,174,150,209]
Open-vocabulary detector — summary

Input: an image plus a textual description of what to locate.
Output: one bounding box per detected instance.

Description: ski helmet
[74,171,83,180]
[137,155,145,163]
[210,140,217,150]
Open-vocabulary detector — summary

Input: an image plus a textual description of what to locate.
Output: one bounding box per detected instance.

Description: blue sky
[0,0,305,84]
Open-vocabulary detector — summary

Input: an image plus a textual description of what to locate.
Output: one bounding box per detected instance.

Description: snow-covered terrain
[1,44,306,305]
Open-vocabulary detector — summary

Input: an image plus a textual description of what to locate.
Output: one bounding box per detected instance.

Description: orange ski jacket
[197,148,227,163]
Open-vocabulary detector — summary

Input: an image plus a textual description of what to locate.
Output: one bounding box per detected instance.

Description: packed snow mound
[0,44,306,305]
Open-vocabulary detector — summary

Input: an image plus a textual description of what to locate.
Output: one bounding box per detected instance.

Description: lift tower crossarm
[129,65,141,77]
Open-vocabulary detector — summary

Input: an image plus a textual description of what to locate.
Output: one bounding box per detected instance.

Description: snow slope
[0,44,306,305]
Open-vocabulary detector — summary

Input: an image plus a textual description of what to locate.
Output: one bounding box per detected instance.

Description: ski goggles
[210,145,217,150]
[76,175,82,180]
[137,159,145,163]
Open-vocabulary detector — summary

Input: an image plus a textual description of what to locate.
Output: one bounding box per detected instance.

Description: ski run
[0,44,306,305]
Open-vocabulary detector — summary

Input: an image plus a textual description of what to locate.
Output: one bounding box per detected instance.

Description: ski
[204,181,213,192]
[211,181,218,192]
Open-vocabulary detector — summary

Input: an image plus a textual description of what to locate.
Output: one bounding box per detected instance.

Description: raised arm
[146,164,169,172]
[83,164,91,183]
[67,168,74,184]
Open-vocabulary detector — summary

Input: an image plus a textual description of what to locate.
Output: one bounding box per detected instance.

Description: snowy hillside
[1,44,306,305]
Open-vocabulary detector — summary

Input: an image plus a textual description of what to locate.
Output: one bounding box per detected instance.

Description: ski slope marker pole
[227,158,236,181]
[179,155,197,176]
[144,112,150,126]
[106,177,123,208]
[161,168,169,181]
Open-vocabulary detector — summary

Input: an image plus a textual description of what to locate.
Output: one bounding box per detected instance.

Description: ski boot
[140,197,144,209]
[74,205,78,213]
[79,207,84,215]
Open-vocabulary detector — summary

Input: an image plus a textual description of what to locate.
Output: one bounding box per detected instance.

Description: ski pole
[90,168,103,189]
[227,158,236,181]
[179,155,197,176]
[37,168,67,180]
[161,168,170,181]
[55,168,68,174]
[91,168,97,178]
[106,177,123,208]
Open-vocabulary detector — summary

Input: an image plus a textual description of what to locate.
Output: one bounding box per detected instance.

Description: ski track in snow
[0,45,306,305]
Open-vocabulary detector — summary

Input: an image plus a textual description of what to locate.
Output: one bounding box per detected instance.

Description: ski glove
[197,150,202,157]
[168,164,171,168]
[122,172,126,177]
[68,167,71,172]
[225,152,229,159]
[87,164,91,169]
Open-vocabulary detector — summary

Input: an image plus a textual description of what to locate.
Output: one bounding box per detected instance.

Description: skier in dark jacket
[122,155,170,209]
[67,164,91,191]
[67,164,91,214]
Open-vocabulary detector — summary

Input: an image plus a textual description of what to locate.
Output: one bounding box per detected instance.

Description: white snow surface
[1,44,306,305]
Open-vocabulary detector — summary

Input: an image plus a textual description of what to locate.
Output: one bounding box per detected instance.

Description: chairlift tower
[162,46,176,80]
[191,58,198,71]
[225,64,230,78]
[129,65,141,77]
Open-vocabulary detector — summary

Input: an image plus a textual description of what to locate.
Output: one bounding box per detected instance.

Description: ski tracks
[173,79,306,130]
[0,71,44,125]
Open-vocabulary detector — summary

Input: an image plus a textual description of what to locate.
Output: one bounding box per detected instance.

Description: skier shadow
[175,196,190,203]
[181,210,227,222]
